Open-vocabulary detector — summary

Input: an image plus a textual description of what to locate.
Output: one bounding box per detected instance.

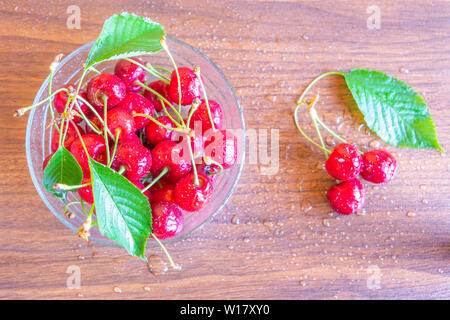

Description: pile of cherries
[324,143,397,215]
[43,58,238,239]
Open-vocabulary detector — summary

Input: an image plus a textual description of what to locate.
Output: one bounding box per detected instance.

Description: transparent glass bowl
[26,36,245,247]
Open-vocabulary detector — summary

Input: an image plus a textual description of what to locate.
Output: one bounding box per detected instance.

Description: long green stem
[124,57,170,84]
[314,114,347,144]
[133,113,189,134]
[108,129,121,167]
[75,94,115,139]
[308,95,328,158]
[141,167,169,193]
[161,39,182,112]
[151,233,177,269]
[14,88,67,117]
[186,135,199,186]
[135,81,185,126]
[193,67,216,132]
[103,96,111,165]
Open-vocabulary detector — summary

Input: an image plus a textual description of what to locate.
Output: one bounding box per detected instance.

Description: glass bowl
[26,36,245,247]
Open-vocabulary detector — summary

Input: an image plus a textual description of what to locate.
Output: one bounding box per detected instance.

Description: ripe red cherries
[325,143,362,181]
[175,172,213,212]
[86,73,126,111]
[114,57,146,93]
[327,179,365,215]
[361,149,397,184]
[168,67,202,105]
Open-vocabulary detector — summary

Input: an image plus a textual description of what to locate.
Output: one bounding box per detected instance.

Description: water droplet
[299,280,307,287]
[325,136,335,146]
[322,219,330,227]
[113,286,122,293]
[302,34,309,40]
[419,185,427,191]
[406,211,416,217]
[399,66,410,74]
[147,255,168,275]
[422,199,429,204]
[231,215,240,225]
[243,237,250,243]
[143,286,151,292]
[301,200,312,213]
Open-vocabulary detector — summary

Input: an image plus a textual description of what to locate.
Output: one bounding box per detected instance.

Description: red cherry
[51,122,85,153]
[151,140,192,183]
[105,107,137,140]
[175,172,214,212]
[189,100,223,133]
[54,85,90,123]
[151,201,184,239]
[144,116,175,146]
[86,73,126,111]
[143,80,171,112]
[204,129,238,169]
[325,143,362,181]
[70,134,107,173]
[327,179,365,215]
[111,141,152,181]
[42,153,54,170]
[361,149,397,184]
[78,176,94,204]
[114,57,146,93]
[151,183,176,204]
[131,179,152,203]
[168,67,202,105]
[117,93,154,129]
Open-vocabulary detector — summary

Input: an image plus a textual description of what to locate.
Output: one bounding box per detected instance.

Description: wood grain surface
[0,0,449,300]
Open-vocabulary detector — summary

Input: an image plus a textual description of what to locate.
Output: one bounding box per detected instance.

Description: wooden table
[0,0,449,299]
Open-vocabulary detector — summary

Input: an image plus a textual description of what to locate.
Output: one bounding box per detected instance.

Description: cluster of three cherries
[325,143,397,215]
[45,57,238,239]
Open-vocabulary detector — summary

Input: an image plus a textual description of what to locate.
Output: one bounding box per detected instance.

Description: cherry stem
[118,166,127,175]
[186,135,200,186]
[141,167,169,193]
[63,200,81,212]
[75,94,115,139]
[203,156,224,175]
[151,233,178,269]
[294,101,331,154]
[48,69,56,123]
[133,113,190,134]
[193,67,216,132]
[161,38,182,112]
[14,87,68,117]
[124,57,170,84]
[102,96,111,165]
[88,66,101,75]
[308,95,328,158]
[135,81,185,127]
[158,97,182,128]
[108,129,121,168]
[53,182,92,191]
[186,98,201,128]
[313,113,347,144]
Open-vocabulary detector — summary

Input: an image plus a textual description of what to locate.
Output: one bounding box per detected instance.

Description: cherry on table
[86,73,127,111]
[325,143,362,181]
[117,93,154,129]
[151,140,192,183]
[168,67,202,105]
[145,116,175,146]
[361,149,397,184]
[189,99,223,133]
[114,57,146,93]
[143,80,171,112]
[70,134,107,173]
[327,179,365,215]
[51,122,85,153]
[151,201,184,239]
[175,172,214,212]
[111,141,152,181]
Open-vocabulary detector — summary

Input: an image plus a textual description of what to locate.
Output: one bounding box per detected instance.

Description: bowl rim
[26,35,246,247]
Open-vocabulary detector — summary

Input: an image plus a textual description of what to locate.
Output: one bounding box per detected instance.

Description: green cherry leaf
[43,147,83,198]
[84,12,165,68]
[88,158,151,260]
[344,69,443,152]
